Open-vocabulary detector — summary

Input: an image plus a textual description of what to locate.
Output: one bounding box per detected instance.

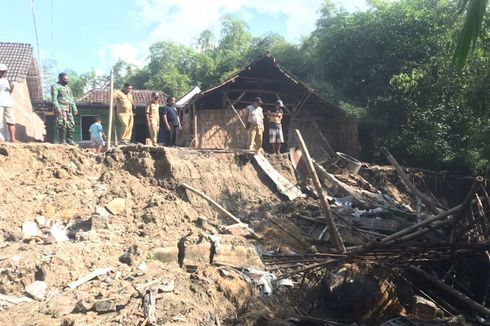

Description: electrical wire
[30,0,43,81]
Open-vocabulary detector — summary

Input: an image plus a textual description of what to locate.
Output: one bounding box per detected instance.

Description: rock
[105,198,126,215]
[92,298,116,313]
[72,300,89,314]
[212,235,264,269]
[75,230,99,242]
[25,281,48,300]
[50,221,69,242]
[412,295,437,319]
[35,215,46,226]
[220,223,251,236]
[119,252,134,266]
[22,221,41,238]
[93,206,110,218]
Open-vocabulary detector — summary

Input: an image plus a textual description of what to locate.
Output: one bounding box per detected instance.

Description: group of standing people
[112,82,181,147]
[245,97,284,154]
[2,70,285,153]
[50,72,182,151]
[142,92,182,147]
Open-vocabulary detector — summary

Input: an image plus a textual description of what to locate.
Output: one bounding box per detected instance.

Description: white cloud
[134,0,326,44]
[97,0,367,68]
[97,43,148,68]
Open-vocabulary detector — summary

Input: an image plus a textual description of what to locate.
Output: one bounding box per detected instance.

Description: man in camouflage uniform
[52,72,78,145]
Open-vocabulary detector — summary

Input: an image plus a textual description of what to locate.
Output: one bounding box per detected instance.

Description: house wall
[195,107,248,149]
[290,106,361,159]
[8,81,45,141]
[187,101,360,158]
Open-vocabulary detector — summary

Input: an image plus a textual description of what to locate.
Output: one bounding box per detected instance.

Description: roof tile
[77,89,167,106]
[0,42,35,82]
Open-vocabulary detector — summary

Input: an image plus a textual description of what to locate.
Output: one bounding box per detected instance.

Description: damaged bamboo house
[179,54,360,159]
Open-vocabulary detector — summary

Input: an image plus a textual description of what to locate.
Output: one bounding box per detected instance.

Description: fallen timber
[268,169,490,320]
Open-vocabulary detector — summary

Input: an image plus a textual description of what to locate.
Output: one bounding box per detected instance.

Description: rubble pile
[0,143,488,325]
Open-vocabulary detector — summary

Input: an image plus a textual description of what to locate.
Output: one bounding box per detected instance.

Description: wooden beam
[228,88,295,97]
[380,147,442,214]
[238,100,293,107]
[295,129,346,253]
[107,70,114,148]
[182,183,260,239]
[378,204,462,245]
[408,266,490,318]
[223,90,246,128]
[236,76,281,83]
[311,120,336,158]
[230,91,247,106]
[192,103,198,148]
[294,92,312,117]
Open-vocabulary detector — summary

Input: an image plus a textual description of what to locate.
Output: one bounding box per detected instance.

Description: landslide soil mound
[0,144,289,325]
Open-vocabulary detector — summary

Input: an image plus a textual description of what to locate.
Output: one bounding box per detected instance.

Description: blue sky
[0,0,368,75]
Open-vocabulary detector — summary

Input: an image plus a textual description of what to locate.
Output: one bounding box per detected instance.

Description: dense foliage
[49,0,489,174]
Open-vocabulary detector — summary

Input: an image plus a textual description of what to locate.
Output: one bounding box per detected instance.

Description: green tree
[310,0,490,173]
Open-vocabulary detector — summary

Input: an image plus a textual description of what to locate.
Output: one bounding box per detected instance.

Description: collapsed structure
[0,141,488,325]
[180,54,360,159]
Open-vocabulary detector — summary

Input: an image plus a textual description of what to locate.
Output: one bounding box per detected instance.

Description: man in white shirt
[245,97,264,151]
[0,64,17,142]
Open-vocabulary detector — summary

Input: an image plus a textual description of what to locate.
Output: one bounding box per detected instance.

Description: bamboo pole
[378,204,462,245]
[107,70,114,148]
[380,147,442,214]
[408,266,490,317]
[295,129,346,253]
[192,103,198,148]
[223,90,246,128]
[181,183,260,239]
[311,120,336,158]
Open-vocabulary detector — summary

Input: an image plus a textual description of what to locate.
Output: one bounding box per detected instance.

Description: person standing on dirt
[88,116,106,153]
[52,72,78,145]
[113,83,134,145]
[245,97,264,151]
[146,92,161,146]
[0,64,18,143]
[160,96,181,146]
[267,100,284,154]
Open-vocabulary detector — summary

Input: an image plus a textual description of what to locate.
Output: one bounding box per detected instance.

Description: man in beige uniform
[145,92,161,146]
[113,83,134,144]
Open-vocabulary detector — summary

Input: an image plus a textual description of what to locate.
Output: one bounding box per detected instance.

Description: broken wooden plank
[66,267,113,289]
[0,293,33,304]
[253,154,303,201]
[380,147,442,214]
[181,183,260,239]
[295,129,346,253]
[143,290,156,324]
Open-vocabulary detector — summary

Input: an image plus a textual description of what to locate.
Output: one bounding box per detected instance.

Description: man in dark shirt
[160,96,181,146]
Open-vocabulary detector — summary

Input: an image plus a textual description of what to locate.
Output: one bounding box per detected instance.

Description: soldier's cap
[0,63,8,71]
[276,100,285,107]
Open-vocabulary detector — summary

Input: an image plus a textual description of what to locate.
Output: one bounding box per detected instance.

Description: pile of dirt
[0,144,294,325]
[1,144,486,325]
